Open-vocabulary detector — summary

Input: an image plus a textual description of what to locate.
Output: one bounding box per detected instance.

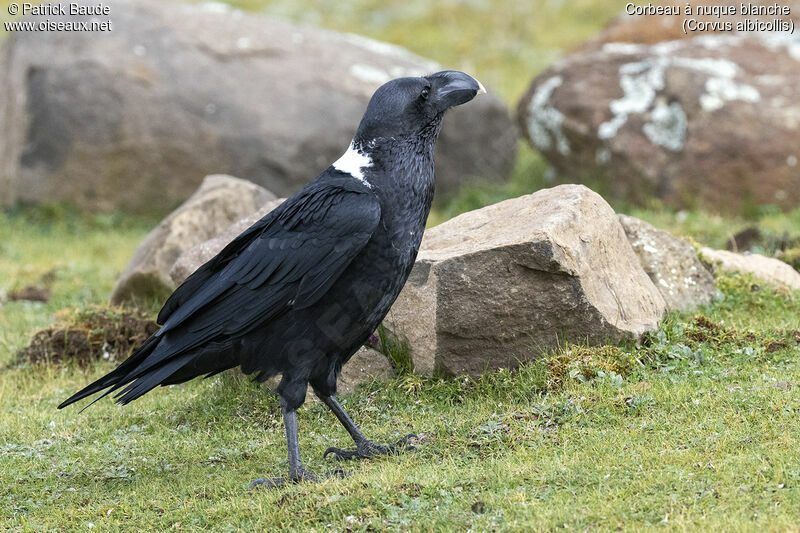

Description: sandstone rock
[385,185,667,377]
[0,0,516,213]
[700,247,800,289]
[337,347,396,395]
[518,32,800,213]
[618,214,716,311]
[110,175,276,305]
[169,197,286,285]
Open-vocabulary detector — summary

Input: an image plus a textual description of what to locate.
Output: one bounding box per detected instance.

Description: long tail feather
[57,335,161,409]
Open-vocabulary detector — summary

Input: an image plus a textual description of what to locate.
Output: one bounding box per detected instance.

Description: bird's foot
[324,434,417,461]
[249,467,347,490]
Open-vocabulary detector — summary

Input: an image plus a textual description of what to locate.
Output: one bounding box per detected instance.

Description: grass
[3,207,800,531]
[0,207,156,363]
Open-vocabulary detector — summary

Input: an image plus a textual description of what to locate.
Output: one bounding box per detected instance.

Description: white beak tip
[476,79,487,95]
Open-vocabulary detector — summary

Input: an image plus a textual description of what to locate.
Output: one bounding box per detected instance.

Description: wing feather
[61,177,382,408]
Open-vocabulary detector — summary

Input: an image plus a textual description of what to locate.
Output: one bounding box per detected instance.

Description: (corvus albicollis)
[59,70,485,488]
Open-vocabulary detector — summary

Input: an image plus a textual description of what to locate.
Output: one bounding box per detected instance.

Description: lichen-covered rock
[518,32,800,213]
[700,248,800,290]
[110,175,276,305]
[384,185,667,377]
[169,197,286,285]
[0,0,516,213]
[618,214,716,311]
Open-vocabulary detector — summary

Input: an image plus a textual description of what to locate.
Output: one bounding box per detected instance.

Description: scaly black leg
[318,393,417,461]
[250,398,346,489]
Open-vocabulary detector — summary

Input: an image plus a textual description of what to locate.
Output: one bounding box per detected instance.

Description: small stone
[618,214,716,311]
[700,248,800,290]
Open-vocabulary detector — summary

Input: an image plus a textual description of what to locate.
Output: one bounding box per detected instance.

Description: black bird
[59,70,485,488]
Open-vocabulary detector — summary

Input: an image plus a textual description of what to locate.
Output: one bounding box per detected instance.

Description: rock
[618,214,716,311]
[518,32,800,213]
[726,227,764,252]
[110,175,276,305]
[0,0,516,213]
[384,185,667,377]
[700,248,800,290]
[337,347,396,395]
[7,285,51,303]
[265,347,395,398]
[169,197,286,285]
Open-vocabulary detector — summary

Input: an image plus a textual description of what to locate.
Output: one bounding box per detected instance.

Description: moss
[15,306,158,367]
[544,344,638,390]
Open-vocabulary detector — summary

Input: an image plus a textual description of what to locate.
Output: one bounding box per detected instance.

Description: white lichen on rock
[595,147,611,164]
[342,33,440,72]
[348,63,392,85]
[599,58,667,140]
[643,100,687,151]
[598,43,757,146]
[754,31,800,61]
[602,42,645,55]
[526,75,570,155]
[700,76,760,112]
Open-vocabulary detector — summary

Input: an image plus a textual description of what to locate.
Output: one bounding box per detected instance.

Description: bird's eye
[420,87,430,99]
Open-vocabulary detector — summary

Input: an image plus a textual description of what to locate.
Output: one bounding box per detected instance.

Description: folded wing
[58,177,381,409]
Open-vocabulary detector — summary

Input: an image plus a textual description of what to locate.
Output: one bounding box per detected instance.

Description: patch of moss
[545,344,639,390]
[15,306,158,367]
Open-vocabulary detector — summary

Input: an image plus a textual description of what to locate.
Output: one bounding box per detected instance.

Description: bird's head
[353,70,485,144]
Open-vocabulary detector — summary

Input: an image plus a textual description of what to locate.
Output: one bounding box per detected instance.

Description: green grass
[0,207,156,363]
[3,208,800,531]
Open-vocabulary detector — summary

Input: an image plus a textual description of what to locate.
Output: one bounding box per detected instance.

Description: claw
[323,434,419,461]
[250,476,288,490]
[324,446,356,460]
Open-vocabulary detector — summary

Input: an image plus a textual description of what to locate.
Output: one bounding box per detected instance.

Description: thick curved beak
[427,70,486,111]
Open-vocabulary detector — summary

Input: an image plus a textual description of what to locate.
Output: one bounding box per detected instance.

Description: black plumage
[59,70,484,487]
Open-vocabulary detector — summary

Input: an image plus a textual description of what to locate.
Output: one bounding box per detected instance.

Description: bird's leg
[319,394,416,461]
[250,398,346,489]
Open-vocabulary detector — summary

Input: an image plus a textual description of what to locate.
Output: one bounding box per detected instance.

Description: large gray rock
[518,32,800,213]
[384,185,667,377]
[169,197,286,285]
[700,248,800,290]
[0,0,516,213]
[110,175,276,305]
[618,214,716,311]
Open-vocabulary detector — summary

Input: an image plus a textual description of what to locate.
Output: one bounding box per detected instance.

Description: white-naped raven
[59,70,485,488]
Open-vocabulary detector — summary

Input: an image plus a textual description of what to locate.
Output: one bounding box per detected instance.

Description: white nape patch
[333,142,373,184]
